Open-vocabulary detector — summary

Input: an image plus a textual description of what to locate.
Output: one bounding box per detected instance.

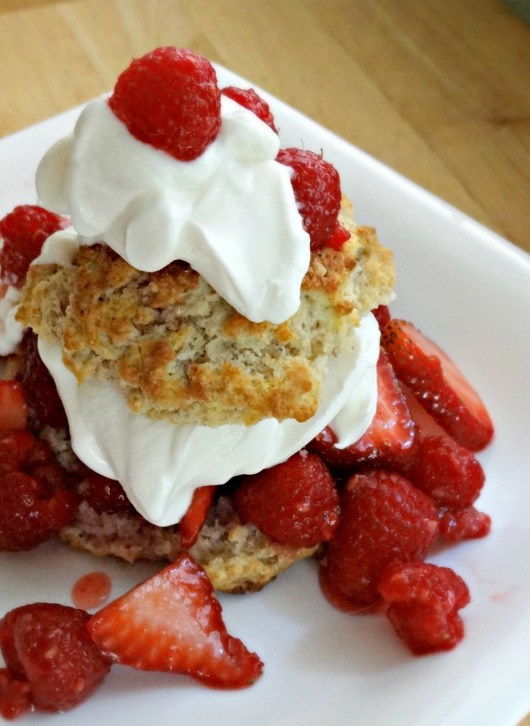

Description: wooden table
[1,0,529,256]
[0,1,529,723]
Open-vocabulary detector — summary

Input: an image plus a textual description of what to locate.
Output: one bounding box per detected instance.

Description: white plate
[1,67,530,726]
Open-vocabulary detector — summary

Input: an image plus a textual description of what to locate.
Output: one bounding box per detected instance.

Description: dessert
[0,47,494,718]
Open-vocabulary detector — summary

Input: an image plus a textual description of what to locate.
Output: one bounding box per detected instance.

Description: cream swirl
[35,95,310,324]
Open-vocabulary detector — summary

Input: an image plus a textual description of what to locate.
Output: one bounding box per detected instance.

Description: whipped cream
[0,285,24,356]
[38,313,379,526]
[36,95,310,324]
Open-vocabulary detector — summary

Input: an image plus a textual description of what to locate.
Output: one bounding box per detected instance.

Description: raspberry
[438,506,491,543]
[378,562,470,654]
[109,47,221,161]
[320,470,438,608]
[0,205,68,288]
[0,603,111,712]
[221,86,277,132]
[405,434,485,509]
[233,451,339,548]
[0,430,78,551]
[20,332,68,431]
[276,148,342,250]
[0,669,31,720]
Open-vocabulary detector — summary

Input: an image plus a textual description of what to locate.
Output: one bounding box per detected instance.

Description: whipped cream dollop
[36,95,310,324]
[38,313,379,526]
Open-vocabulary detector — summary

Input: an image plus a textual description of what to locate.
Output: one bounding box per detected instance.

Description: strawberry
[381,319,494,451]
[371,304,391,330]
[400,385,485,509]
[320,470,438,609]
[326,223,351,251]
[276,148,343,250]
[233,451,339,548]
[309,349,415,470]
[378,561,470,654]
[221,86,277,132]
[179,485,216,549]
[0,205,69,288]
[0,381,28,431]
[109,47,221,162]
[87,554,263,689]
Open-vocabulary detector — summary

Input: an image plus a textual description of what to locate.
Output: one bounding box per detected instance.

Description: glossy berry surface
[179,485,216,549]
[0,205,68,288]
[233,451,339,548]
[221,86,277,132]
[382,319,494,451]
[320,470,438,607]
[0,603,111,712]
[438,506,492,543]
[407,434,484,508]
[378,561,470,654]
[310,350,415,471]
[276,147,342,250]
[109,47,221,161]
[0,430,78,551]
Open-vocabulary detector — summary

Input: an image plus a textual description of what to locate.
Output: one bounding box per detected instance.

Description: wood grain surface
[0,1,529,723]
[0,0,529,254]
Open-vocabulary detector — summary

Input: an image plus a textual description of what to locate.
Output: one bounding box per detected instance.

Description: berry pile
[0,46,496,718]
[231,306,493,653]
[0,555,261,717]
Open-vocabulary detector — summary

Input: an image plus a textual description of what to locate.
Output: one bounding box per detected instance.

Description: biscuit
[17,199,394,427]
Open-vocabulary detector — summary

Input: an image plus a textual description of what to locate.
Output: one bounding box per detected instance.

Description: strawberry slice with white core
[87,554,263,689]
[381,319,494,451]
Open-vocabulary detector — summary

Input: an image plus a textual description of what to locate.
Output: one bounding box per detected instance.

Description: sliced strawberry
[371,304,391,330]
[400,386,485,509]
[381,319,494,451]
[87,554,263,689]
[0,381,28,431]
[179,485,216,549]
[310,350,415,470]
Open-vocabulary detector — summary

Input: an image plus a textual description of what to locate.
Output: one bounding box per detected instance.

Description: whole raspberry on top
[221,86,277,132]
[276,147,348,250]
[109,47,222,162]
[0,205,69,288]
